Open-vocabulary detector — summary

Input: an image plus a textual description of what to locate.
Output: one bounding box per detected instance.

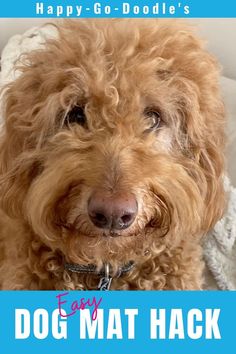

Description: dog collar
[65,261,135,291]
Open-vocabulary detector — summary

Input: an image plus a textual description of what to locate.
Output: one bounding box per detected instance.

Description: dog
[0,19,225,290]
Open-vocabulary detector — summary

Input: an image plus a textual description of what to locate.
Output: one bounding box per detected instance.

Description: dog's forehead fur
[21,19,212,130]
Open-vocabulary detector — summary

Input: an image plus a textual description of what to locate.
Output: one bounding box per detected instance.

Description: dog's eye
[65,106,86,126]
[144,109,162,131]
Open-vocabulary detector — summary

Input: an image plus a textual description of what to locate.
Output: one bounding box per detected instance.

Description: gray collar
[65,261,135,290]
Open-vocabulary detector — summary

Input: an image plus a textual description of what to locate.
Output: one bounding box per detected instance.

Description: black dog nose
[88,191,138,230]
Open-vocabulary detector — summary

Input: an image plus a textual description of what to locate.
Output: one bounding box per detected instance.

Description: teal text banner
[0,290,235,353]
[1,0,236,18]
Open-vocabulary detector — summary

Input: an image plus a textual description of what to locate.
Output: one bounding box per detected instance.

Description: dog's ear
[0,68,46,218]
[181,55,225,233]
[159,23,226,233]
[0,40,70,218]
[194,100,225,233]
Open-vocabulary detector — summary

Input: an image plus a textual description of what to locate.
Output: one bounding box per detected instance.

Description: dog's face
[0,20,225,268]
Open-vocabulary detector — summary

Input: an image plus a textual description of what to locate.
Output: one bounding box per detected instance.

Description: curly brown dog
[0,19,225,290]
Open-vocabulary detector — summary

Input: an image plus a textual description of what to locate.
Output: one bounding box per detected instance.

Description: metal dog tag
[98,276,112,291]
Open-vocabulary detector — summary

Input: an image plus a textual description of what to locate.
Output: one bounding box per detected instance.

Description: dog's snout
[88,191,138,231]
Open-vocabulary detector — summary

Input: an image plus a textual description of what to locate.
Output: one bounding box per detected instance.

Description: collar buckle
[97,263,112,291]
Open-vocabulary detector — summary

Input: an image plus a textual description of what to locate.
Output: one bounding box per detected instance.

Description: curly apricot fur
[0,19,225,290]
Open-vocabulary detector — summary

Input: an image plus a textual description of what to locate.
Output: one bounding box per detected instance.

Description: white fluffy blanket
[204,178,236,289]
[0,25,236,290]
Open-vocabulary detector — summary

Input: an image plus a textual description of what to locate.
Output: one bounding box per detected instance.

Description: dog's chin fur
[0,19,225,290]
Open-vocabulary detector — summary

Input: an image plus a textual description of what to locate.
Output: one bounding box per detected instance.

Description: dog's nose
[88,191,138,230]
